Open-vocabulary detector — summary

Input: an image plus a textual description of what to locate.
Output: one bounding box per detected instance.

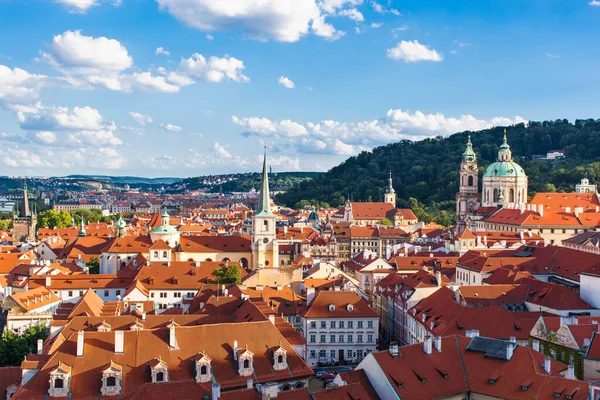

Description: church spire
[78,217,86,237]
[462,134,476,162]
[256,147,274,216]
[498,128,512,161]
[386,170,395,194]
[21,180,30,217]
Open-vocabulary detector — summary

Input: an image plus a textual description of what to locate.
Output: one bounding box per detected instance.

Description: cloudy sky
[0,0,599,177]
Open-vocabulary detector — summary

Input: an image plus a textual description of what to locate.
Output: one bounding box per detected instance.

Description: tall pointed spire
[462,134,476,162]
[386,170,395,194]
[78,217,86,237]
[21,180,30,217]
[256,147,274,216]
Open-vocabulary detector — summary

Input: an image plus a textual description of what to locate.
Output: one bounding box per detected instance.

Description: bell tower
[456,135,480,232]
[251,148,279,269]
[384,170,396,206]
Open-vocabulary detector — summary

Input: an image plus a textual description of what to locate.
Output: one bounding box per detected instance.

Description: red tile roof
[301,291,378,319]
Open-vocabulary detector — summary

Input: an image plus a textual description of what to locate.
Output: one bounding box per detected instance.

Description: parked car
[314,369,327,377]
[320,372,336,380]
[336,366,353,373]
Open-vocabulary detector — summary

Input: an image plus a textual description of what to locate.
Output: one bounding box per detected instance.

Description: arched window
[468,175,474,187]
[277,355,284,363]
[493,188,499,202]
[55,378,64,389]
[243,359,250,369]
[295,382,305,389]
[162,251,167,258]
[282,384,291,391]
[509,188,515,203]
[107,377,116,387]
[239,258,248,268]
[205,258,213,262]
[200,365,207,375]
[156,372,164,382]
[222,258,230,262]
[154,251,159,258]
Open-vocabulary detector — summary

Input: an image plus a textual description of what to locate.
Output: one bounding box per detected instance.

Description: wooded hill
[275,119,600,224]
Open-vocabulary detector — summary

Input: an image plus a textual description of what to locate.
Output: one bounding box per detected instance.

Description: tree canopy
[209,264,242,284]
[0,324,48,367]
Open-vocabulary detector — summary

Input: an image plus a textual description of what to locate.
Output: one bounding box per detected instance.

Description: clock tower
[456,135,480,232]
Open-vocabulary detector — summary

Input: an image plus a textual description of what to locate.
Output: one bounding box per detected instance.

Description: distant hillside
[65,175,181,186]
[275,119,600,221]
[178,172,322,193]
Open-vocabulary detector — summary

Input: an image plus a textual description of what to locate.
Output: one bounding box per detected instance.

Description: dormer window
[195,352,212,383]
[273,346,287,371]
[101,361,123,396]
[150,357,169,383]
[328,304,336,312]
[49,362,71,397]
[237,348,254,376]
[347,304,354,312]
[97,320,111,332]
[130,321,144,331]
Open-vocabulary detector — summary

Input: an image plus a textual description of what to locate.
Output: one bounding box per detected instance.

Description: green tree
[379,218,393,226]
[37,210,72,229]
[209,264,242,284]
[0,324,48,367]
[87,257,100,274]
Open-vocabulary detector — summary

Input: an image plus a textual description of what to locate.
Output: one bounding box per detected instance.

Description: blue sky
[0,0,599,178]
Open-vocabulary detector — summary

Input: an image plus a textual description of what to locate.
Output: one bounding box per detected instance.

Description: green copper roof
[116,216,126,228]
[462,135,477,162]
[256,148,275,217]
[483,161,526,177]
[78,217,86,237]
[152,225,178,234]
[308,210,319,221]
[386,170,395,194]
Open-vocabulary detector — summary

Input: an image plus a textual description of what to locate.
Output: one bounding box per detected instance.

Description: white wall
[580,274,600,309]
[355,353,400,400]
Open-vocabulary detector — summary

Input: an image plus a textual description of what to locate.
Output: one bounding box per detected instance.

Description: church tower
[456,135,480,232]
[384,170,396,206]
[13,182,37,245]
[251,148,279,269]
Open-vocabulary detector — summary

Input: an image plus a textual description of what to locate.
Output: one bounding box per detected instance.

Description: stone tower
[13,182,37,245]
[251,148,279,269]
[455,135,480,232]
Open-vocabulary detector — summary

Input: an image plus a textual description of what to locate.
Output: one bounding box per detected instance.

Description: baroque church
[456,130,529,232]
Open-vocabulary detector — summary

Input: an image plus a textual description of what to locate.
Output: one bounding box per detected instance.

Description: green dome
[152,225,178,234]
[483,161,526,177]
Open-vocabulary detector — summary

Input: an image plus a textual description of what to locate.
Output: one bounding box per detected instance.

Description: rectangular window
[368,334,373,343]
[150,293,155,298]
[367,321,373,328]
[348,321,354,328]
[68,291,73,297]
[310,335,316,343]
[347,349,353,358]
[330,321,336,329]
[339,335,344,343]
[330,335,335,343]
[357,350,364,360]
[79,291,83,296]
[358,321,363,329]
[310,350,316,358]
[358,334,363,343]
[104,290,109,297]
[319,350,326,358]
[116,290,121,296]
[348,334,353,343]
[310,321,316,329]
[320,321,326,328]
[330,350,336,359]
[320,335,326,343]
[339,321,345,329]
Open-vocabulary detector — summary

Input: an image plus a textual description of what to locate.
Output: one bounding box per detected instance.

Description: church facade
[456,130,528,232]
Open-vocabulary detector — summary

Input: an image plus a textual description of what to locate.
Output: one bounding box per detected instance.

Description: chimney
[269,315,275,325]
[212,383,221,400]
[565,206,571,214]
[567,364,575,380]
[276,285,282,291]
[506,343,514,360]
[233,340,239,361]
[115,330,124,354]
[141,312,147,320]
[435,336,442,352]
[424,336,433,355]
[306,287,316,304]
[169,324,177,349]
[538,204,544,217]
[77,330,84,357]
[261,382,279,400]
[195,260,201,268]
[544,356,551,374]
[435,271,442,287]
[389,342,399,358]
[45,276,51,287]
[247,379,253,389]
[584,338,591,347]
[37,339,43,355]
[455,289,461,303]
[256,285,264,291]
[532,339,540,352]
[510,336,516,343]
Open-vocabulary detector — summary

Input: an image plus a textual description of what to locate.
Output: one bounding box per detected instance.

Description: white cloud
[18,105,115,132]
[45,30,133,73]
[156,47,171,56]
[318,0,363,14]
[178,53,249,83]
[0,146,53,168]
[370,22,382,28]
[278,76,295,89]
[214,142,232,158]
[590,1,600,6]
[54,0,98,13]
[233,110,526,155]
[33,131,57,144]
[156,0,346,42]
[0,65,46,108]
[391,25,407,32]
[160,123,182,132]
[262,154,301,171]
[206,34,214,41]
[371,1,399,15]
[129,112,153,125]
[338,8,364,22]
[386,40,443,63]
[68,130,123,146]
[546,52,560,58]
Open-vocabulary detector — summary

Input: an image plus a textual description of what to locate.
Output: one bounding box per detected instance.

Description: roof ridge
[455,335,470,393]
